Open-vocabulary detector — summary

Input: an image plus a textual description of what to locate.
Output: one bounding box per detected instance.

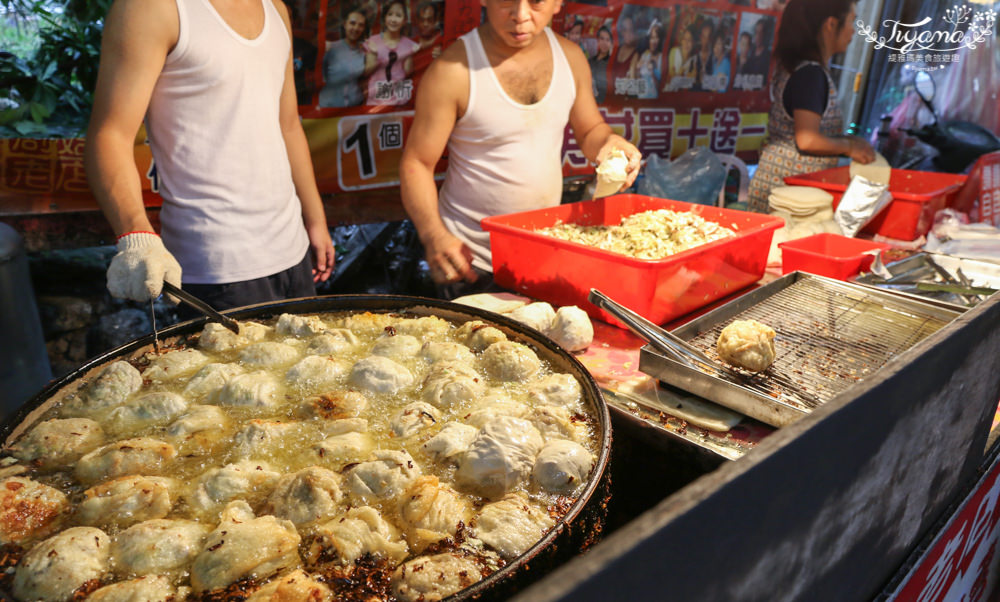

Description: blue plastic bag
[637,147,726,206]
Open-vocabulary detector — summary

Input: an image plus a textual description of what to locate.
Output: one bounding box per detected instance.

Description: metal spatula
[162,281,240,334]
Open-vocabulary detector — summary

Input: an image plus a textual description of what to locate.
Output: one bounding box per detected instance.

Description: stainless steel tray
[853,252,1000,310]
[639,272,962,427]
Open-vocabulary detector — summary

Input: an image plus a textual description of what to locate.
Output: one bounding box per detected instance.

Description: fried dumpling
[62,361,142,417]
[86,575,179,602]
[112,518,210,575]
[456,416,543,500]
[482,341,541,382]
[7,417,105,470]
[188,460,281,512]
[246,569,333,602]
[349,356,414,394]
[0,477,69,545]
[189,502,301,593]
[343,450,422,505]
[309,506,408,566]
[143,348,210,381]
[198,321,271,352]
[531,439,594,494]
[474,492,555,559]
[12,526,110,602]
[74,438,176,485]
[717,319,777,372]
[76,476,177,528]
[262,466,344,527]
[397,476,473,551]
[391,553,482,602]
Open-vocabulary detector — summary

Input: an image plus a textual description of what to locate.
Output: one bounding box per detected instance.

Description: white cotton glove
[106,232,182,302]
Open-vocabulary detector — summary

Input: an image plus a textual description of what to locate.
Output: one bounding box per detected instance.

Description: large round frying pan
[0,294,612,601]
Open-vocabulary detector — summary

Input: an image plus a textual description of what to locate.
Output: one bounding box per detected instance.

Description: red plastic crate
[480,194,784,327]
[778,233,891,280]
[783,167,966,241]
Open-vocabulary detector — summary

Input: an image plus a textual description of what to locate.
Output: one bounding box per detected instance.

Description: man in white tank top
[400,0,641,299]
[84,0,335,310]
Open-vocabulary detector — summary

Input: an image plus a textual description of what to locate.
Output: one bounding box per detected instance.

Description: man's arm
[84,0,176,237]
[84,0,183,302]
[559,37,642,188]
[399,42,475,284]
[274,0,335,282]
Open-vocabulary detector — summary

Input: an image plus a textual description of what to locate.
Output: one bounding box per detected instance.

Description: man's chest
[493,63,553,105]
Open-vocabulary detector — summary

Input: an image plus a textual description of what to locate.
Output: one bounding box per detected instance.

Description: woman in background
[747,0,874,212]
[319,8,369,108]
[665,26,696,90]
[611,16,639,96]
[635,20,665,99]
[705,32,731,93]
[364,0,419,106]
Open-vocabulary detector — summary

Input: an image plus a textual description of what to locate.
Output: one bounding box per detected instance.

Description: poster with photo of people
[277,0,785,193]
[733,10,776,91]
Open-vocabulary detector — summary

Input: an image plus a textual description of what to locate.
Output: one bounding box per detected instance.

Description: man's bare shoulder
[553,31,589,72]
[422,38,469,89]
[104,0,179,49]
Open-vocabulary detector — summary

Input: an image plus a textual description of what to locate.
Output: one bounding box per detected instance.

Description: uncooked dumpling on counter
[716,319,776,372]
[546,306,594,352]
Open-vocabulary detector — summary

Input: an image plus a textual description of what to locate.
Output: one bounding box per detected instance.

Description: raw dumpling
[12,526,110,602]
[7,417,105,470]
[391,553,482,602]
[474,492,555,559]
[309,506,408,566]
[717,319,777,372]
[349,356,414,394]
[112,519,210,575]
[344,450,422,505]
[0,477,69,545]
[246,569,333,602]
[76,476,178,528]
[263,466,344,526]
[849,151,891,185]
[74,437,176,485]
[531,439,594,493]
[455,416,544,499]
[143,348,210,381]
[482,341,540,382]
[545,306,593,352]
[507,302,556,333]
[189,501,301,593]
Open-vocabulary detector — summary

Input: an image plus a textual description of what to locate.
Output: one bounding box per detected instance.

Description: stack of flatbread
[766,186,841,266]
[768,185,834,217]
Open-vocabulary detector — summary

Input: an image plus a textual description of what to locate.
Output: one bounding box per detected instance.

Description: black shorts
[178,252,316,316]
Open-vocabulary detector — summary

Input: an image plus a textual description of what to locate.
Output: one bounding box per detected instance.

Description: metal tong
[588,289,743,380]
[162,281,240,334]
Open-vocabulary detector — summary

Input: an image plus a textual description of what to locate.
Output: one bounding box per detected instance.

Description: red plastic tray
[480,194,784,327]
[778,233,891,281]
[783,167,965,241]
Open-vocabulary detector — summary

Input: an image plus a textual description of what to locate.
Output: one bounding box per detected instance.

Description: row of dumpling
[2,448,558,601]
[453,297,595,353]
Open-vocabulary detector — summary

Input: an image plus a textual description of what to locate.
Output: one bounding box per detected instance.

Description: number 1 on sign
[343,122,375,180]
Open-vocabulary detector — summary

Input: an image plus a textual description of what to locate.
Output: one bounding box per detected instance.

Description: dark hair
[342,7,369,38]
[382,0,408,26]
[647,21,666,54]
[775,0,854,72]
[416,0,440,21]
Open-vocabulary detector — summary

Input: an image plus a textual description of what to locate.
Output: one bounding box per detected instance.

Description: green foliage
[0,0,113,138]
